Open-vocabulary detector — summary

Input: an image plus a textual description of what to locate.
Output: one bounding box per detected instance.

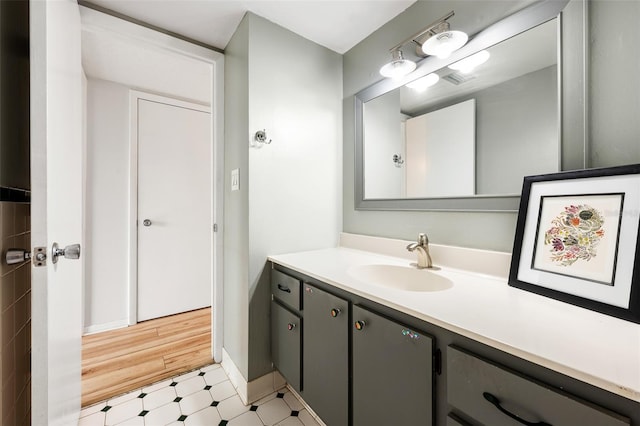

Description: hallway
[82,308,212,407]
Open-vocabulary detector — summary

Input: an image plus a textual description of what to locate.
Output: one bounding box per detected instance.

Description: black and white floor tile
[78,364,322,426]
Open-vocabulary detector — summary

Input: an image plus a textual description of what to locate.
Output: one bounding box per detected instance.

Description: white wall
[85,78,130,332]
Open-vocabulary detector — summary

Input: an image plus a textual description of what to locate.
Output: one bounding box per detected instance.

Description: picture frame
[509,164,640,323]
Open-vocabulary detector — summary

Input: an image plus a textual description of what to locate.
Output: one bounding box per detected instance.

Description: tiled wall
[0,201,31,425]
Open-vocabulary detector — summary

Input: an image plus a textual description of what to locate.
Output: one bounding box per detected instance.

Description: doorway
[79,5,224,406]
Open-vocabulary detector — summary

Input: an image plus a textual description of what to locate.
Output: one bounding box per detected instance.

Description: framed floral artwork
[509,164,640,323]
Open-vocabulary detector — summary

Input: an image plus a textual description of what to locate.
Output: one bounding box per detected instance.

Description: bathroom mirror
[355,0,570,211]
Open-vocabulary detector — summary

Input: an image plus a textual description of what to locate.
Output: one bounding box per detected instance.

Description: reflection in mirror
[363,17,559,200]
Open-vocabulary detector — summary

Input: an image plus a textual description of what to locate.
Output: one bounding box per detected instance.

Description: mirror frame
[355,0,570,212]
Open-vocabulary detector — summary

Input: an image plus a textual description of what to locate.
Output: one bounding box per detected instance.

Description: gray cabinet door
[271,301,301,391]
[303,284,349,426]
[352,305,433,426]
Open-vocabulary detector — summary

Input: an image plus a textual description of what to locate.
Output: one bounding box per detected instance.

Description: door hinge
[433,348,442,375]
[213,223,218,232]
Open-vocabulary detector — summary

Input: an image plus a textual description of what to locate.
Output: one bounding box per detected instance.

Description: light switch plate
[231,169,240,191]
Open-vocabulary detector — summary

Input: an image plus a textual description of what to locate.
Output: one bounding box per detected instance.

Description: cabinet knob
[287,323,296,331]
[354,320,366,330]
[330,308,341,318]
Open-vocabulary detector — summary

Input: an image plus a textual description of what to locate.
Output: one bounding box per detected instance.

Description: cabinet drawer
[447,346,629,426]
[271,269,301,311]
[271,301,301,391]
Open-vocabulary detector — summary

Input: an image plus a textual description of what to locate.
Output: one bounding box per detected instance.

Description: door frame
[129,91,212,322]
[81,6,225,361]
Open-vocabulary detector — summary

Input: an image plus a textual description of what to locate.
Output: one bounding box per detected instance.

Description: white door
[30,0,84,424]
[137,97,212,322]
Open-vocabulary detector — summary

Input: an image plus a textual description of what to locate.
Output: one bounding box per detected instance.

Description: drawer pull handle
[483,392,552,426]
[278,284,291,293]
[354,320,366,330]
[287,323,296,331]
[330,308,341,318]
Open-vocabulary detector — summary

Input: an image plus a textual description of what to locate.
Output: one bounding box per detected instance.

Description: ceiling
[83,0,417,54]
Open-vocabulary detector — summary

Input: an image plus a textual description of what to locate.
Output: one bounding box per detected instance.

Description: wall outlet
[231,168,240,191]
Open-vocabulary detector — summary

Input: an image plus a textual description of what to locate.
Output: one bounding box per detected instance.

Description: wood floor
[81,308,213,407]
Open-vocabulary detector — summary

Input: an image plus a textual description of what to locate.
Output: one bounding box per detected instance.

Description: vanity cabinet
[447,346,630,426]
[269,263,639,426]
[271,270,302,391]
[352,305,434,426]
[302,284,349,426]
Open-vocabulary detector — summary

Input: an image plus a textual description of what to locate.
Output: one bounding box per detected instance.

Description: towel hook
[254,129,272,144]
[392,154,404,166]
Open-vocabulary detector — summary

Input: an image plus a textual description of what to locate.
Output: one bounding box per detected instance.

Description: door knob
[5,249,31,265]
[330,308,341,318]
[51,242,81,264]
[354,320,366,330]
[143,219,152,227]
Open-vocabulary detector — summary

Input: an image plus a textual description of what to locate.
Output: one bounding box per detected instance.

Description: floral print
[544,204,605,266]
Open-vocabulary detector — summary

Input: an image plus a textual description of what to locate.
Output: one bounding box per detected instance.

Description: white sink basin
[347,264,454,292]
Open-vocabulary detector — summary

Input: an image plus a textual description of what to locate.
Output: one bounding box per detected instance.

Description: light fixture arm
[388,11,455,52]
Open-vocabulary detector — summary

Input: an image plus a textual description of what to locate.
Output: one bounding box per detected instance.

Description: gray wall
[589,0,640,167]
[343,0,640,253]
[475,66,558,194]
[224,14,251,379]
[224,13,342,381]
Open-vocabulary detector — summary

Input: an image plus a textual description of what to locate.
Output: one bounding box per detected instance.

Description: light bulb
[421,30,468,59]
[448,50,490,73]
[379,50,417,79]
[406,73,440,92]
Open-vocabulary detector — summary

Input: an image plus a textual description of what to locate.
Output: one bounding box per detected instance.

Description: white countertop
[269,240,640,403]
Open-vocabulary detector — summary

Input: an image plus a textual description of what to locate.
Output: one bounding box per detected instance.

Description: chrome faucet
[406,233,433,269]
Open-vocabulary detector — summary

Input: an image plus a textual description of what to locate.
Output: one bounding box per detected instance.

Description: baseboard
[83,319,129,335]
[220,348,286,405]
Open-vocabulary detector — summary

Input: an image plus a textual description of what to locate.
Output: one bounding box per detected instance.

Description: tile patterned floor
[79,364,322,426]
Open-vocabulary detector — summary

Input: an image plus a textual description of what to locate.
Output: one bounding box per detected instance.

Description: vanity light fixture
[379,49,417,79]
[420,20,468,59]
[405,73,440,92]
[379,11,468,79]
[448,50,490,73]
